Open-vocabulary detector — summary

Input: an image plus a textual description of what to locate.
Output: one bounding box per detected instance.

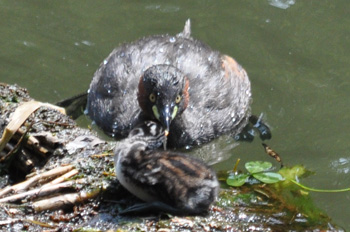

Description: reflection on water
[1,0,350,229]
[190,135,239,166]
[145,4,181,13]
[331,158,350,174]
[268,0,295,9]
[74,40,95,47]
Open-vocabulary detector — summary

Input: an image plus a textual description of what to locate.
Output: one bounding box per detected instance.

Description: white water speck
[81,40,94,46]
[23,41,36,47]
[145,4,180,12]
[145,4,160,10]
[268,0,295,9]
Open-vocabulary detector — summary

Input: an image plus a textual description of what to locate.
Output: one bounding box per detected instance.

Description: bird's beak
[163,131,168,150]
[152,102,179,150]
[158,104,177,150]
[160,105,171,151]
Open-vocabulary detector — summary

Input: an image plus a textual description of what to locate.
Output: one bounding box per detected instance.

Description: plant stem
[288,179,350,193]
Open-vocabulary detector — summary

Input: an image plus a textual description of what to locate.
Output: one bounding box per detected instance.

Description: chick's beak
[164,130,169,137]
[163,130,168,150]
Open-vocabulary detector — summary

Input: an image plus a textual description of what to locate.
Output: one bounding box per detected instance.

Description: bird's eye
[149,93,156,103]
[175,95,182,104]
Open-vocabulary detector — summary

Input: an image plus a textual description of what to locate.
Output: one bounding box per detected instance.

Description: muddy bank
[0,83,342,231]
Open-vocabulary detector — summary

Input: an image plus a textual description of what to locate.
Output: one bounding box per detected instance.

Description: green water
[1,0,349,229]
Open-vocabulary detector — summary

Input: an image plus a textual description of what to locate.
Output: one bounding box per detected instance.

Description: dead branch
[0,179,84,203]
[0,122,33,162]
[0,219,20,226]
[13,128,50,157]
[42,169,79,186]
[0,165,74,197]
[17,127,40,146]
[0,218,56,229]
[32,188,101,212]
[29,131,64,149]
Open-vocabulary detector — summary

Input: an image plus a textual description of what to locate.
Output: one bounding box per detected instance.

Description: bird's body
[114,121,219,215]
[87,20,251,148]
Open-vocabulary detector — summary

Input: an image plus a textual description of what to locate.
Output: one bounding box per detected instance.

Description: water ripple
[330,157,350,174]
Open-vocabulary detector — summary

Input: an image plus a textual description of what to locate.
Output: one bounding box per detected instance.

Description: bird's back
[87,22,251,147]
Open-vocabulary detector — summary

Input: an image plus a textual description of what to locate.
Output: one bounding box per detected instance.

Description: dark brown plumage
[114,121,219,215]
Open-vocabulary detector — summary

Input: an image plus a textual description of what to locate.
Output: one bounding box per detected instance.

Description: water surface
[1,0,349,229]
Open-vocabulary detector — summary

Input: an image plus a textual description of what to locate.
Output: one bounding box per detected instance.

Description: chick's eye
[175,95,182,104]
[149,93,156,103]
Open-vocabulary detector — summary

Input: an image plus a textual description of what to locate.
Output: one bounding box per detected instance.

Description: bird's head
[137,64,189,136]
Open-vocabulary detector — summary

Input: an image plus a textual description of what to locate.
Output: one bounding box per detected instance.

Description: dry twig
[0,179,84,203]
[0,165,74,198]
[32,188,101,212]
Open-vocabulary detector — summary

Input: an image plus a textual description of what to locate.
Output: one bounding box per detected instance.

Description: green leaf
[253,172,284,184]
[278,165,307,180]
[245,161,272,174]
[226,174,250,187]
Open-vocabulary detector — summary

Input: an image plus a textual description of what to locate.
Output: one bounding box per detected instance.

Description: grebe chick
[114,121,219,215]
